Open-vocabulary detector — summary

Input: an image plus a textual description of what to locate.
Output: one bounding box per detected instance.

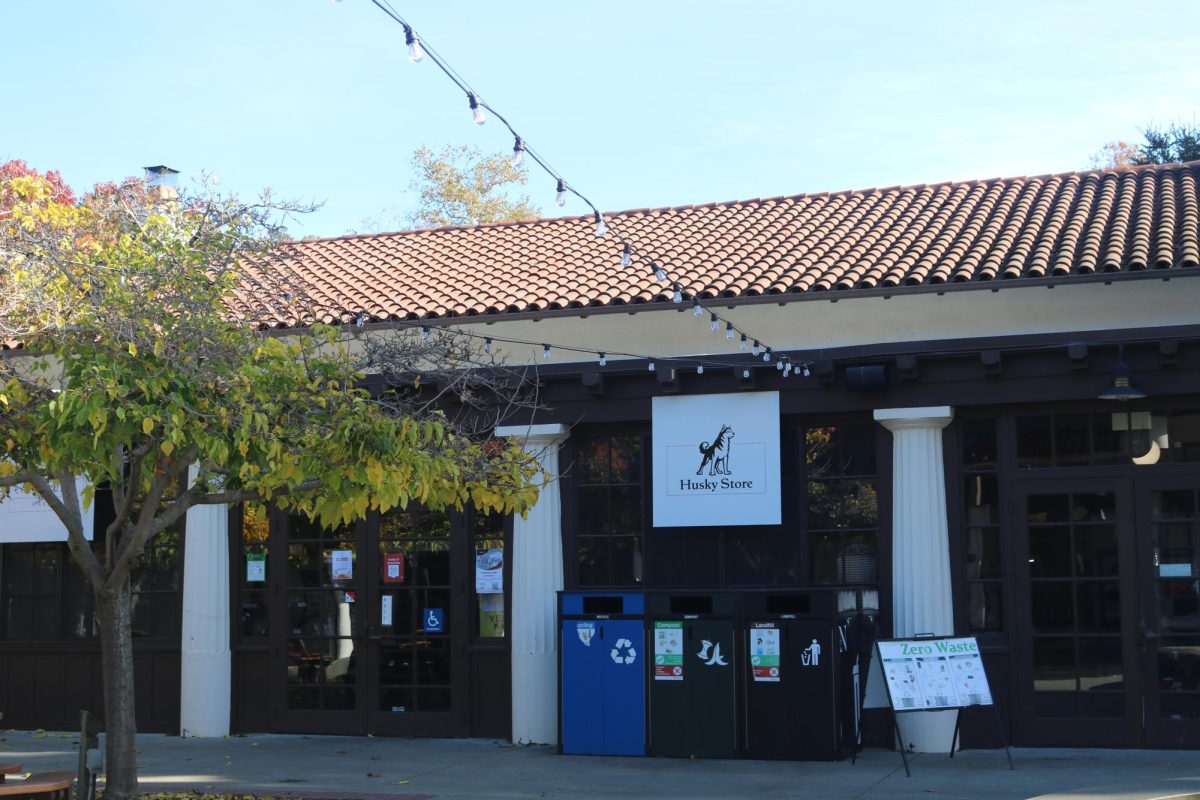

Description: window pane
[240,591,269,638]
[1029,526,1072,578]
[1075,582,1122,632]
[961,419,997,470]
[1075,526,1119,577]
[576,438,611,483]
[964,475,999,525]
[1031,584,1074,632]
[1028,494,1070,524]
[808,533,841,584]
[610,537,643,586]
[62,593,97,639]
[1166,411,1200,463]
[609,486,642,534]
[1072,493,1116,523]
[1078,638,1123,691]
[577,487,609,534]
[1017,416,1053,468]
[965,527,1002,579]
[1091,413,1126,465]
[609,436,642,483]
[967,583,1003,631]
[1033,637,1077,692]
[577,537,608,586]
[1154,490,1196,520]
[1054,414,1090,466]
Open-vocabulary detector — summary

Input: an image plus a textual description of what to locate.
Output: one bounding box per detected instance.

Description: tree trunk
[96,581,139,800]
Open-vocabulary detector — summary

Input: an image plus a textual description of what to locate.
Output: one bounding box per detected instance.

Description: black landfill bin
[742,589,877,761]
[647,592,738,759]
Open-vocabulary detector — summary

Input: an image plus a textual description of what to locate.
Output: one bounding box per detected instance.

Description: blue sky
[5,1,1199,238]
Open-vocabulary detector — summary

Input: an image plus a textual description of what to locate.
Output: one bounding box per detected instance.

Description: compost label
[654,621,684,681]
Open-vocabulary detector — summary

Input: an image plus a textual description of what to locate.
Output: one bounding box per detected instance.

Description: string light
[672,283,683,304]
[402,23,424,62]
[421,324,431,342]
[468,93,486,125]
[542,344,550,359]
[764,347,772,363]
[742,368,751,379]
[802,364,811,377]
[740,334,748,351]
[484,337,493,353]
[648,361,656,372]
[710,314,719,333]
[356,313,365,328]
[697,364,704,374]
[752,340,761,356]
[357,0,789,378]
[776,360,784,371]
[598,352,606,367]
[693,299,703,317]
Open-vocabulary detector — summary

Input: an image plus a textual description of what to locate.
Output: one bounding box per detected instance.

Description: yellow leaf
[142,418,154,435]
[128,342,138,357]
[161,441,174,457]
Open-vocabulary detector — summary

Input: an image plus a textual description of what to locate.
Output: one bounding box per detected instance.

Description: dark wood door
[1012,478,1142,746]
[270,512,366,735]
[362,508,469,737]
[1134,475,1200,747]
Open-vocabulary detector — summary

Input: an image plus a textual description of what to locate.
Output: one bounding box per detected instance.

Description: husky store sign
[652,392,781,527]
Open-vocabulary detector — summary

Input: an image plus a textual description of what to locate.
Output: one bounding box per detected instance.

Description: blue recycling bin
[559,592,645,756]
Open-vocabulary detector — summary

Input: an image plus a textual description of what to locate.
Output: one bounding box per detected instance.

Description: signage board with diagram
[858,635,1011,776]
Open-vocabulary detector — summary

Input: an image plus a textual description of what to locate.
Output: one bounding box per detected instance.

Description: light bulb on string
[468,93,486,125]
[802,364,811,377]
[726,322,734,341]
[776,360,784,371]
[710,314,720,333]
[648,361,656,372]
[764,348,772,363]
[421,325,431,342]
[598,352,607,367]
[484,338,493,354]
[653,263,667,283]
[555,179,567,207]
[542,344,550,360]
[402,24,425,62]
[355,313,365,328]
[742,368,751,379]
[594,211,607,238]
[693,299,703,318]
[752,340,760,356]
[672,283,683,304]
[621,243,632,268]
[511,136,525,167]
[740,334,748,351]
[697,364,705,375]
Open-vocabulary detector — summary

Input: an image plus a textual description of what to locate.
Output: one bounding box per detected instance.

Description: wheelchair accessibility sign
[424,608,444,633]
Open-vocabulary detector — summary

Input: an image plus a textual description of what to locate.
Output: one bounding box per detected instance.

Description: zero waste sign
[651,391,781,527]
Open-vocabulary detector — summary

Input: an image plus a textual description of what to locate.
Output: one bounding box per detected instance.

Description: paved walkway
[2,731,1199,800]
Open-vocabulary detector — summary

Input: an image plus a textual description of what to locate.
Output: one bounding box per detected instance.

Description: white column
[495,423,569,745]
[179,467,231,737]
[873,406,955,753]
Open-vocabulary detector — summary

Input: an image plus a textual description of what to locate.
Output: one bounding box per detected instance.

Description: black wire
[361,1,786,365]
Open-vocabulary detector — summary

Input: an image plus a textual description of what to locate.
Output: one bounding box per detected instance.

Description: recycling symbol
[610,638,637,665]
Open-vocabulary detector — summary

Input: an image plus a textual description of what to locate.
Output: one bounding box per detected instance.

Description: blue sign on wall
[424,608,444,633]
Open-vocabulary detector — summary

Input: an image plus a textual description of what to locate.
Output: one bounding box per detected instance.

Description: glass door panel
[272,514,364,733]
[367,508,464,736]
[1140,481,1200,746]
[1015,480,1140,746]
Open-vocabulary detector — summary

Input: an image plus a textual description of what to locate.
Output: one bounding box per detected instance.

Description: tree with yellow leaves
[0,168,543,800]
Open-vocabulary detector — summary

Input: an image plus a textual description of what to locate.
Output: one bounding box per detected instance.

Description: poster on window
[651,391,781,527]
[475,548,504,593]
[330,549,353,581]
[0,476,95,542]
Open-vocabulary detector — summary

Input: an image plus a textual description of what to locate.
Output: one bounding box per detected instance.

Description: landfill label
[749,627,781,682]
[654,621,684,681]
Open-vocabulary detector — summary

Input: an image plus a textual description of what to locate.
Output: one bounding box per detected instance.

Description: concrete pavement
[1,731,1198,800]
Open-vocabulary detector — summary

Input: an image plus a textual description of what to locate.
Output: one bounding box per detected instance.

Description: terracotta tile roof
[231,160,1199,328]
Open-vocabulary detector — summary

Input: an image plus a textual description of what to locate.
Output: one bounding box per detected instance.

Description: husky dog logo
[696,424,735,476]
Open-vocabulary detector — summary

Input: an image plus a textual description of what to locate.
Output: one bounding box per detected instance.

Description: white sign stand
[856,634,1012,777]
